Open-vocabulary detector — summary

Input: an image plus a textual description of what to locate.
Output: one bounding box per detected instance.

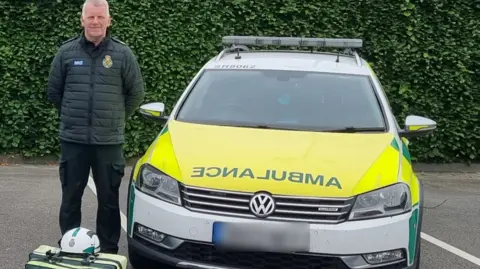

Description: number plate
[212,222,310,253]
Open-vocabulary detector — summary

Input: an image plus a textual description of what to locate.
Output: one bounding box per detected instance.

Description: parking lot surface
[1,164,480,269]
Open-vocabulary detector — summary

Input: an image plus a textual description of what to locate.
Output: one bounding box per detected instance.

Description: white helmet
[60,227,100,255]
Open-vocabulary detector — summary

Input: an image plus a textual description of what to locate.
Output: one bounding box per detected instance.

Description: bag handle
[45,249,96,265]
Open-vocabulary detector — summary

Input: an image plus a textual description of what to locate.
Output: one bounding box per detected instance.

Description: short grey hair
[82,0,110,17]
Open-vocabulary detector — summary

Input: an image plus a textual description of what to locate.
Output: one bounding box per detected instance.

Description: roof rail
[353,50,362,67]
[216,36,364,64]
[222,36,363,49]
[341,47,362,67]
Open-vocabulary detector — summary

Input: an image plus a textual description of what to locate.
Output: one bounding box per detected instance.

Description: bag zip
[28,256,118,269]
[92,257,123,269]
[29,251,123,269]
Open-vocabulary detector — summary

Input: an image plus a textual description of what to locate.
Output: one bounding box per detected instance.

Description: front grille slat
[275,209,344,216]
[276,201,351,208]
[183,198,250,210]
[184,207,254,218]
[181,185,355,224]
[181,190,250,203]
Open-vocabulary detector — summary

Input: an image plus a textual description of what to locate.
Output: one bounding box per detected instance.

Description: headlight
[349,183,411,220]
[136,164,181,205]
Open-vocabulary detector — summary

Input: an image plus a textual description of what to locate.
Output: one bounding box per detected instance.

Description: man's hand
[47,50,65,113]
[123,47,145,119]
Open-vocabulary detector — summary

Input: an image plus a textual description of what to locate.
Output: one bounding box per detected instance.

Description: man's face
[81,3,111,40]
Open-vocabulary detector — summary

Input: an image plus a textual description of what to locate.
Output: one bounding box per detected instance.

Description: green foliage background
[0,0,479,163]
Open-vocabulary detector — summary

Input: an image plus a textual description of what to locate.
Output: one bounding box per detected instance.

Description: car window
[176,69,387,132]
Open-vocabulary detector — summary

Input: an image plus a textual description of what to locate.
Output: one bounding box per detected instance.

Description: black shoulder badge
[111,36,126,45]
[61,36,79,45]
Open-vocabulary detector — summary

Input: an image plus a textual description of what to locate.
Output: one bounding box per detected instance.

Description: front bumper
[127,188,419,269]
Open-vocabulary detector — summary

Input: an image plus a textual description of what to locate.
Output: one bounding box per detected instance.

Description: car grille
[137,236,349,269]
[180,185,355,224]
[135,236,408,269]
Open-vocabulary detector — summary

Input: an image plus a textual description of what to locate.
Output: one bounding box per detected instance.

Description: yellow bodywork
[132,120,419,205]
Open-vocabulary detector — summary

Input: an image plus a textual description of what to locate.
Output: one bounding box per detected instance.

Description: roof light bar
[222,36,363,48]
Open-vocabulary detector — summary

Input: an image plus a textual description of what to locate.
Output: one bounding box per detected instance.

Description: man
[46,0,145,254]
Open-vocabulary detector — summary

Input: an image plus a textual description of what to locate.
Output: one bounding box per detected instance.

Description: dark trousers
[58,141,125,254]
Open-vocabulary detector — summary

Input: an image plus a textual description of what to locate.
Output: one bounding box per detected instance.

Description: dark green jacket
[47,31,145,145]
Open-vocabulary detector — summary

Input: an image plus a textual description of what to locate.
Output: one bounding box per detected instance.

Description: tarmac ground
[1,164,480,269]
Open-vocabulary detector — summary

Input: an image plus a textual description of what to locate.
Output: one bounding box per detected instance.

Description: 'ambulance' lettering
[190,167,342,189]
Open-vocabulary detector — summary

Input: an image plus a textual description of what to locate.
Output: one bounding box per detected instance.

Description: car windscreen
[175,69,387,132]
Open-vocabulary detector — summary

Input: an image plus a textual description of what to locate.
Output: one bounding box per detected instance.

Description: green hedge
[1,0,479,163]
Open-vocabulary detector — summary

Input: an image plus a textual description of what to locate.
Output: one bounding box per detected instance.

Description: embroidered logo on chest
[102,55,113,68]
[73,60,84,66]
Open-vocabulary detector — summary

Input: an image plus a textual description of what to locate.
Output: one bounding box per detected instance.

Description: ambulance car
[126,36,436,269]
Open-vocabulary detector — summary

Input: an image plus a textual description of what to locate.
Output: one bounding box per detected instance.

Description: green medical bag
[25,245,128,269]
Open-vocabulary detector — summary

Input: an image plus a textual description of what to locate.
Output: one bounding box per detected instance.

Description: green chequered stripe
[408,204,419,265]
[391,138,400,151]
[392,137,416,264]
[127,183,136,236]
[391,138,412,164]
[401,141,412,164]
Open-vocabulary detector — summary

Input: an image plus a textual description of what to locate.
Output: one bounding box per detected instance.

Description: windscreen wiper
[321,127,387,133]
[219,123,385,133]
[227,123,298,131]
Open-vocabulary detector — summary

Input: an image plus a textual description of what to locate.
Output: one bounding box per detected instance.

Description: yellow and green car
[126,36,436,269]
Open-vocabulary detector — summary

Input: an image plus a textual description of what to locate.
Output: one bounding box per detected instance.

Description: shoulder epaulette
[61,36,80,45]
[111,36,126,45]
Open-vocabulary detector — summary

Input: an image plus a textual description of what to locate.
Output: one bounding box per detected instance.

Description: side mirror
[139,102,168,123]
[399,115,436,138]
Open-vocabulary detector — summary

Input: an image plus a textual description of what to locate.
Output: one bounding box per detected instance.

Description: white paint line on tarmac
[87,176,127,232]
[421,232,480,266]
[86,176,480,266]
